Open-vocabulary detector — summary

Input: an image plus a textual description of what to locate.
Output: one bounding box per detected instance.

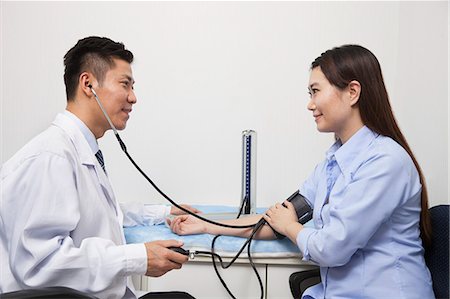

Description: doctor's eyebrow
[120,75,135,85]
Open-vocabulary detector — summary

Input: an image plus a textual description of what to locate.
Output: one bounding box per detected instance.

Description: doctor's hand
[144,240,188,277]
[263,201,303,243]
[168,215,207,235]
[170,204,201,215]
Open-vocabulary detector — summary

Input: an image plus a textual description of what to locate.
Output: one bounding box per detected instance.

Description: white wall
[1,1,448,208]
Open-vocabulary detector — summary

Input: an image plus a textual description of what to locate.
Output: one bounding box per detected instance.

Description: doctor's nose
[128,90,137,104]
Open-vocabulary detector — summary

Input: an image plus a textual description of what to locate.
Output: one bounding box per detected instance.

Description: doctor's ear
[79,72,97,96]
[348,80,361,106]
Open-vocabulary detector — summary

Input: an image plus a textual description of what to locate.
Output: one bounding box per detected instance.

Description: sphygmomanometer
[266,190,313,239]
[89,85,313,299]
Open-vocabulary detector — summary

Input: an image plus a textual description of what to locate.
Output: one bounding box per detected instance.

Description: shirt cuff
[141,204,171,225]
[164,205,172,217]
[123,243,147,275]
[297,227,315,261]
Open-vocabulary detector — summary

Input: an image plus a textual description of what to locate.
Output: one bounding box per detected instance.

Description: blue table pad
[124,205,306,257]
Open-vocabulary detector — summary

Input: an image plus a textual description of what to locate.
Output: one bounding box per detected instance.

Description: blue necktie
[95,150,106,173]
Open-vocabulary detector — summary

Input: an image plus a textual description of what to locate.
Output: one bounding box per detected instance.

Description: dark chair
[288,268,320,299]
[425,204,449,299]
[0,287,196,299]
[0,286,97,298]
[139,291,195,298]
[289,205,450,299]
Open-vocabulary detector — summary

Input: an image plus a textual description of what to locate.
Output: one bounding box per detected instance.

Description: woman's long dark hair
[311,45,431,248]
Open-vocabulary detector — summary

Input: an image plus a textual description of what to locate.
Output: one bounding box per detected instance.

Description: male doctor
[0,36,197,298]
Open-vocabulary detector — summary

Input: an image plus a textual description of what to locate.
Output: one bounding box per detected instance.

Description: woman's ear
[348,80,361,106]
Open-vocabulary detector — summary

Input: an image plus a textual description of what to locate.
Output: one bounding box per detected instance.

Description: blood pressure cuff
[267,191,313,239]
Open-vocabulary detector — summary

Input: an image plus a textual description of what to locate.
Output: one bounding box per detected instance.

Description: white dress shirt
[0,111,170,298]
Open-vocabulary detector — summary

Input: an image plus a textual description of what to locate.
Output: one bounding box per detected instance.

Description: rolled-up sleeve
[297,227,316,261]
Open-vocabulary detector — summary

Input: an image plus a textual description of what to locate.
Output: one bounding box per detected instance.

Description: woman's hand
[168,214,207,235]
[170,204,201,216]
[263,201,303,242]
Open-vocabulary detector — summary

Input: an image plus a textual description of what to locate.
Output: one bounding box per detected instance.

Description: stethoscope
[89,85,267,298]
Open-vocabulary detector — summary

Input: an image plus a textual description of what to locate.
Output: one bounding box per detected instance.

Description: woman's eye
[308,89,318,97]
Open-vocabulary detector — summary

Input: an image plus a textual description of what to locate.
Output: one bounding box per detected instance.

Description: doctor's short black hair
[63,36,134,101]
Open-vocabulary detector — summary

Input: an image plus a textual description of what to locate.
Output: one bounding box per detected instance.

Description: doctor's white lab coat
[0,113,168,298]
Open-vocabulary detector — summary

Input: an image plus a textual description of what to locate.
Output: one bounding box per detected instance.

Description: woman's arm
[168,214,278,240]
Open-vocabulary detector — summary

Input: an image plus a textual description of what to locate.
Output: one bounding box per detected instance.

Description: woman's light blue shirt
[297,126,434,299]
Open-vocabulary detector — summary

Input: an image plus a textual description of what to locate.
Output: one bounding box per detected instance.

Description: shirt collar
[326,137,342,162]
[326,126,379,181]
[63,110,99,155]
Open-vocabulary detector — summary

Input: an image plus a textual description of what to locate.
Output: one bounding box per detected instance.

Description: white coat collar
[63,110,99,155]
[51,113,117,214]
[52,113,97,166]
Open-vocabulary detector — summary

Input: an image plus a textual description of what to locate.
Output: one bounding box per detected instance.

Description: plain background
[1,1,448,209]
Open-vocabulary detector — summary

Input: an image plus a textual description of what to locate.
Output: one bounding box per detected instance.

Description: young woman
[169,45,435,298]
